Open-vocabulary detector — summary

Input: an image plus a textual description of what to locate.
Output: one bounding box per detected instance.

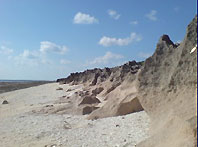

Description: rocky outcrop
[57,60,142,85]
[91,87,104,96]
[79,96,100,105]
[86,77,143,119]
[57,61,144,117]
[116,97,143,116]
[137,16,197,147]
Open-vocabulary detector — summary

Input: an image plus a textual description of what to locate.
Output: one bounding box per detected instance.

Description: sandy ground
[0,83,150,147]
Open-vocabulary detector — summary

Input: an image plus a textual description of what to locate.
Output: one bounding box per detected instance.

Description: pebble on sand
[2,100,8,104]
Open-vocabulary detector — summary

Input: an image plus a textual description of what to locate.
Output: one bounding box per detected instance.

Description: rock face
[137,16,197,147]
[57,61,144,117]
[57,60,142,85]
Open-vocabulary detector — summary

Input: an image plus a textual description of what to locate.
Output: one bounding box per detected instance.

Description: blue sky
[0,0,196,80]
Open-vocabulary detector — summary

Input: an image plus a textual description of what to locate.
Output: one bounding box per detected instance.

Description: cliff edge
[137,16,197,147]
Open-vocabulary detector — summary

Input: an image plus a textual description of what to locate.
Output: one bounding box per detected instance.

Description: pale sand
[0,83,150,147]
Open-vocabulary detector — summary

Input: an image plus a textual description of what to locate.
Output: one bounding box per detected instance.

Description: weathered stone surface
[82,106,99,115]
[137,16,197,147]
[79,96,101,105]
[56,60,142,85]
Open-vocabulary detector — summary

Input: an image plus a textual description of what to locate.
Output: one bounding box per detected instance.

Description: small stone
[87,123,94,127]
[66,89,72,92]
[63,121,72,129]
[45,105,54,107]
[116,124,120,127]
[2,100,8,104]
[44,144,57,147]
[56,87,63,90]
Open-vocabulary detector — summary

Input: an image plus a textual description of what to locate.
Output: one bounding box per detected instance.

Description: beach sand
[0,83,150,147]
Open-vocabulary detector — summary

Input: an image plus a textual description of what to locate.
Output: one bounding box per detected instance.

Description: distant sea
[0,80,53,94]
[0,80,46,83]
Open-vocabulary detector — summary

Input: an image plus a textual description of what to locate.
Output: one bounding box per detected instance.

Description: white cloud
[60,59,71,65]
[138,52,152,58]
[0,46,13,55]
[130,21,138,25]
[40,41,68,54]
[6,41,68,67]
[90,51,123,65]
[14,49,52,66]
[145,10,157,21]
[20,50,39,59]
[73,12,98,24]
[108,9,121,20]
[99,33,142,47]
[14,50,41,66]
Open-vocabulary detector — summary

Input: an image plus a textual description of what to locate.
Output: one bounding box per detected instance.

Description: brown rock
[116,97,143,116]
[82,106,99,115]
[79,96,101,105]
[92,87,104,96]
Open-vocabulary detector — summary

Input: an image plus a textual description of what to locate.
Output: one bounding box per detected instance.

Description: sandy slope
[0,83,150,147]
